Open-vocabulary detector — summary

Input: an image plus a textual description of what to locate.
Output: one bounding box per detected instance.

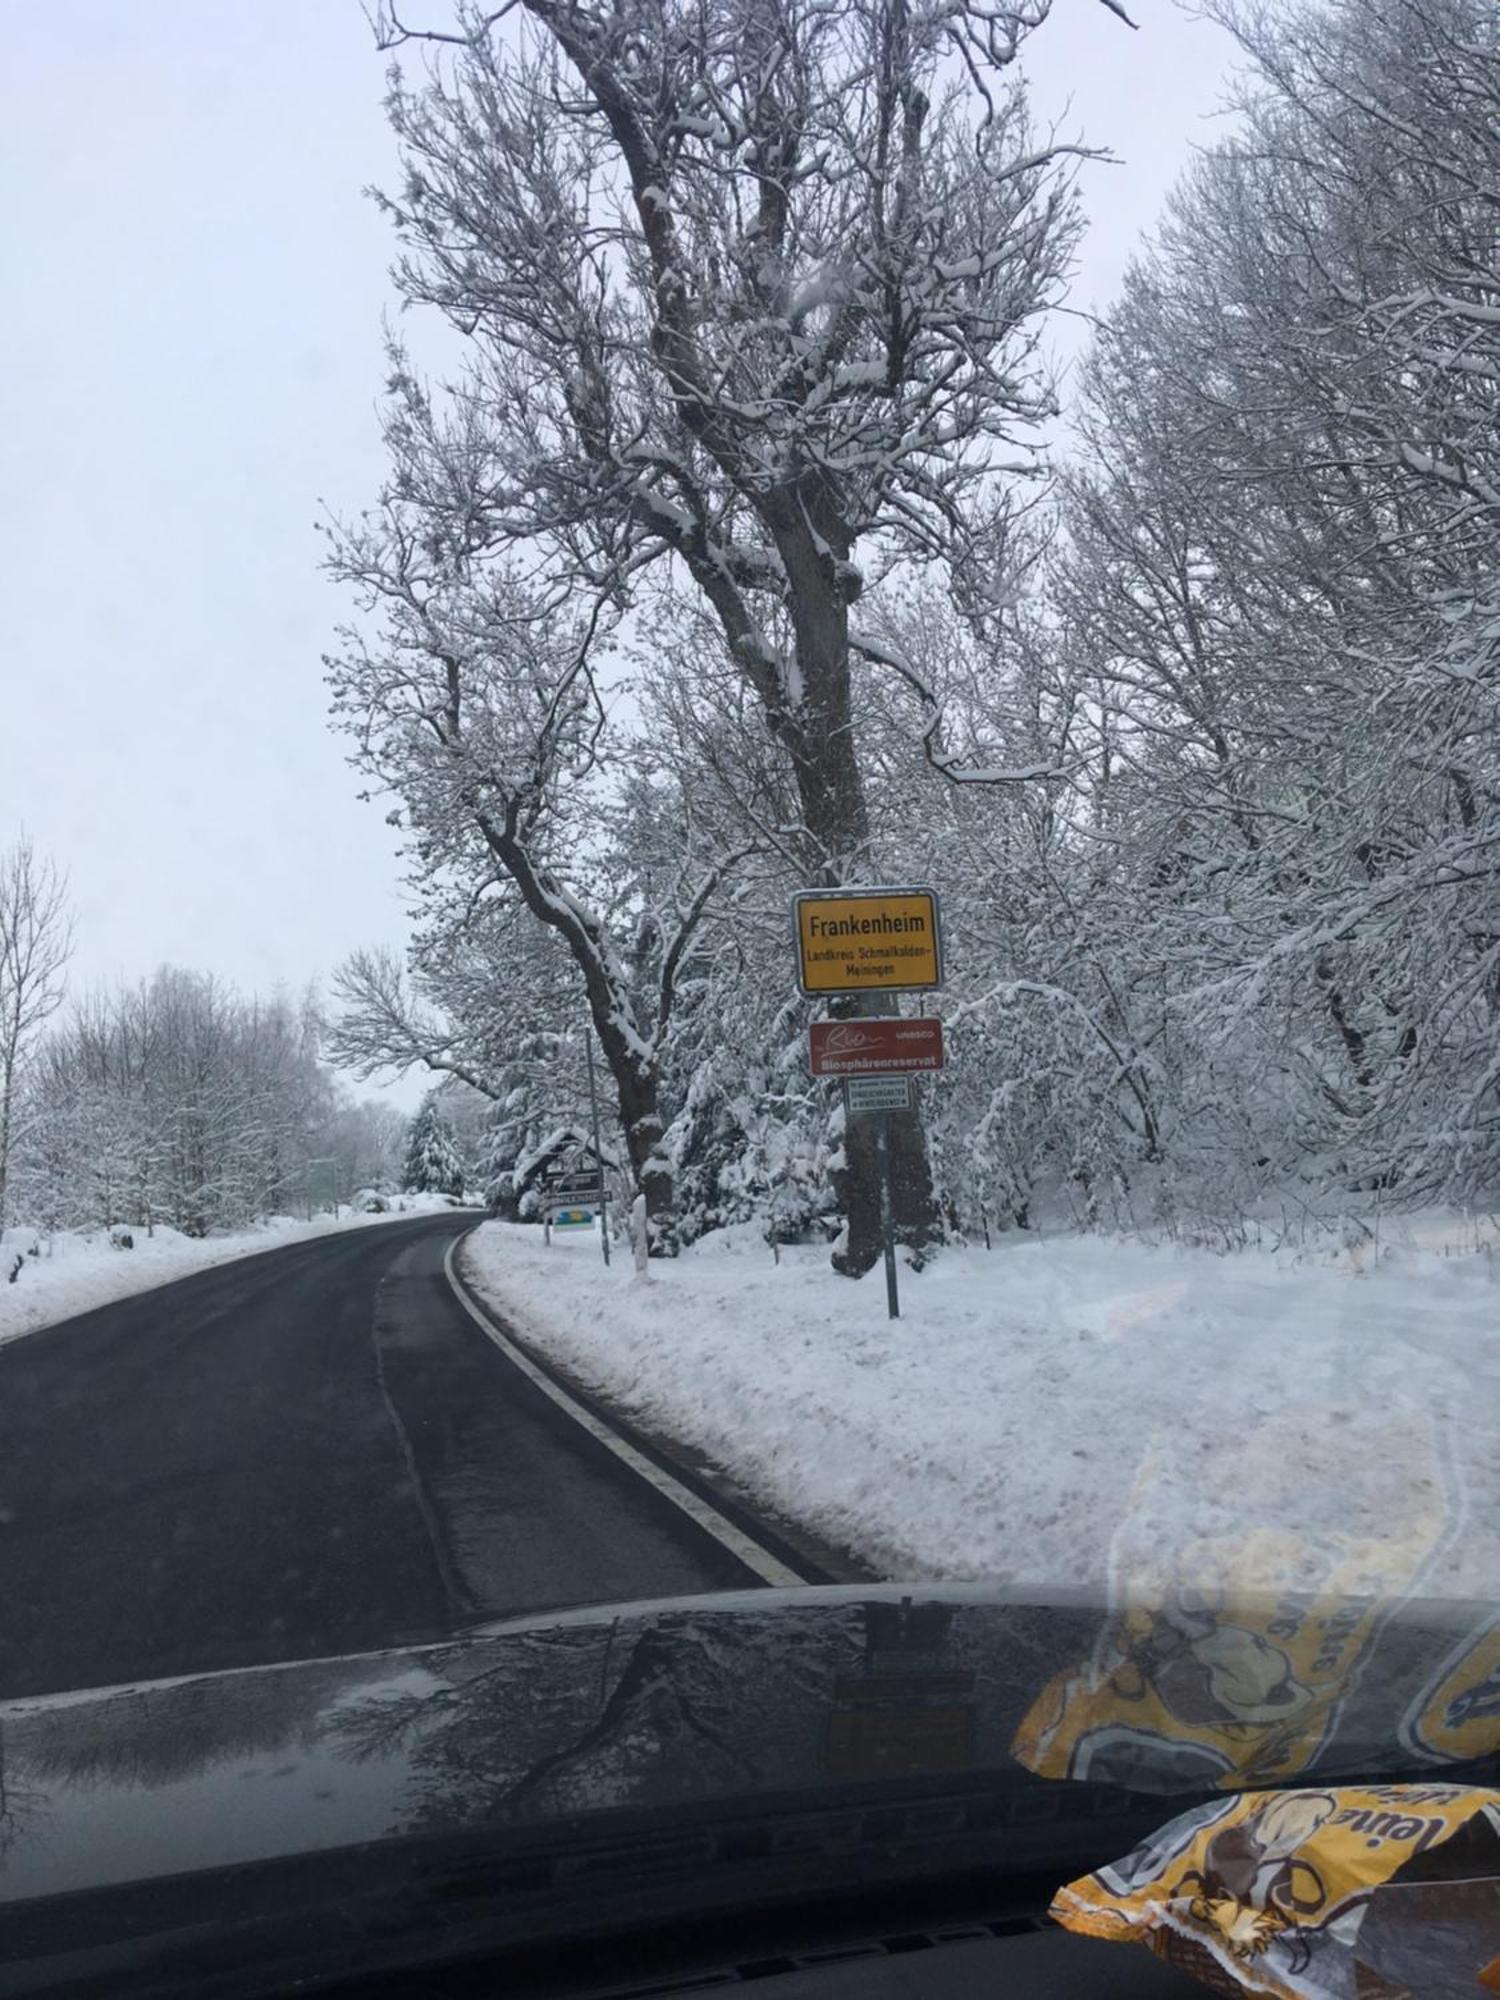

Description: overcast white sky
[1,0,1236,1103]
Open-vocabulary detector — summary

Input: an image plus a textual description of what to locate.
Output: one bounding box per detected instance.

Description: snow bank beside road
[0,1197,466,1348]
[459,1218,1500,1597]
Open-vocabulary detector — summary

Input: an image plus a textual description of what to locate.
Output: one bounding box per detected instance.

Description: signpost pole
[875,1117,900,1321]
[583,1016,611,1268]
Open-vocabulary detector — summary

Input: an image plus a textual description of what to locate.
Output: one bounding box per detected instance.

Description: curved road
[0,1216,784,1701]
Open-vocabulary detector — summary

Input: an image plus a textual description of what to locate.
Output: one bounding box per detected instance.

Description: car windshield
[1,0,1497,1990]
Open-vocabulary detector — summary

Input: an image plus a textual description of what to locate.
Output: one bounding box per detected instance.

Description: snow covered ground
[0,1196,467,1349]
[459,1215,1500,1598]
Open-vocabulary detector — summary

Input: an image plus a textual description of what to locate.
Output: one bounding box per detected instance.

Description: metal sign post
[583,1018,611,1267]
[844,1075,912,1320]
[875,1118,899,1321]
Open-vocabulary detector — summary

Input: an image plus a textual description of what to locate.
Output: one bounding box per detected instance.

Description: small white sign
[844,1074,913,1115]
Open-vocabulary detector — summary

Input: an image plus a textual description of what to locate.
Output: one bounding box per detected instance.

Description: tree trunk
[484,817,678,1252]
[773,502,939,1275]
[608,1038,673,1254]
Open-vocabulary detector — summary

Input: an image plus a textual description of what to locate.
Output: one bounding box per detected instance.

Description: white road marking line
[443,1236,810,1589]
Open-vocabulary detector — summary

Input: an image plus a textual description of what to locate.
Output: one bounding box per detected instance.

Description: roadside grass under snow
[460,1214,1500,1599]
[0,1196,467,1348]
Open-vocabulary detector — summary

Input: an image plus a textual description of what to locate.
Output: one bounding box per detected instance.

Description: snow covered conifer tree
[401,1094,465,1197]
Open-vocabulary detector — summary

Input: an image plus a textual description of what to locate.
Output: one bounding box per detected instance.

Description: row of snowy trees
[6,962,415,1239]
[329,0,1497,1255]
[981,0,1500,1231]
[0,838,72,1233]
[0,825,479,1238]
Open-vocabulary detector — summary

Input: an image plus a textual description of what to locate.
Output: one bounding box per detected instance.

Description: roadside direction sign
[795,891,941,1324]
[844,1074,913,1115]
[542,1168,605,1198]
[810,1017,944,1078]
[794,887,942,996]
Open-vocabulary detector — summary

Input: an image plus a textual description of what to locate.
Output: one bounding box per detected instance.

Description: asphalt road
[0,1215,770,1701]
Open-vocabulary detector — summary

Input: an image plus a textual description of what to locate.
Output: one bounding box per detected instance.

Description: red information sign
[809,1017,945,1078]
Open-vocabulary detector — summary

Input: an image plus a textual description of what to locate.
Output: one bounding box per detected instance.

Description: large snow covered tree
[332,913,593,1195]
[346,0,1092,1273]
[774,0,1497,1240]
[324,570,755,1249]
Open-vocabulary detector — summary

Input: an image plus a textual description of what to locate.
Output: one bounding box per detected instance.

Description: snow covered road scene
[462,1216,1500,1601]
[4,0,1499,1977]
[0,1195,469,1350]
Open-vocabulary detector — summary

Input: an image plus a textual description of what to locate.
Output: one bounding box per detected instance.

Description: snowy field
[460,1216,1500,1599]
[0,1196,467,1349]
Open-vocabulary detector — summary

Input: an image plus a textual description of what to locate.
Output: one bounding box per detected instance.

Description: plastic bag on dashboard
[1050,1783,1500,1998]
[1012,1420,1459,1795]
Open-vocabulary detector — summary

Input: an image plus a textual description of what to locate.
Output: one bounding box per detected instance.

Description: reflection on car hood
[1,1581,1495,1909]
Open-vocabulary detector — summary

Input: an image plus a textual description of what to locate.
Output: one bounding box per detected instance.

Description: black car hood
[0,1583,1495,1995]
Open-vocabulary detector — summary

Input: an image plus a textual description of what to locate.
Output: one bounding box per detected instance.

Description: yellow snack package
[1014,1419,1457,1794]
[1051,1783,1500,1999]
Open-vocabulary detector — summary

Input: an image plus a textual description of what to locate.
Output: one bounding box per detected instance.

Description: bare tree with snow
[338,0,1094,1271]
[324,574,756,1248]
